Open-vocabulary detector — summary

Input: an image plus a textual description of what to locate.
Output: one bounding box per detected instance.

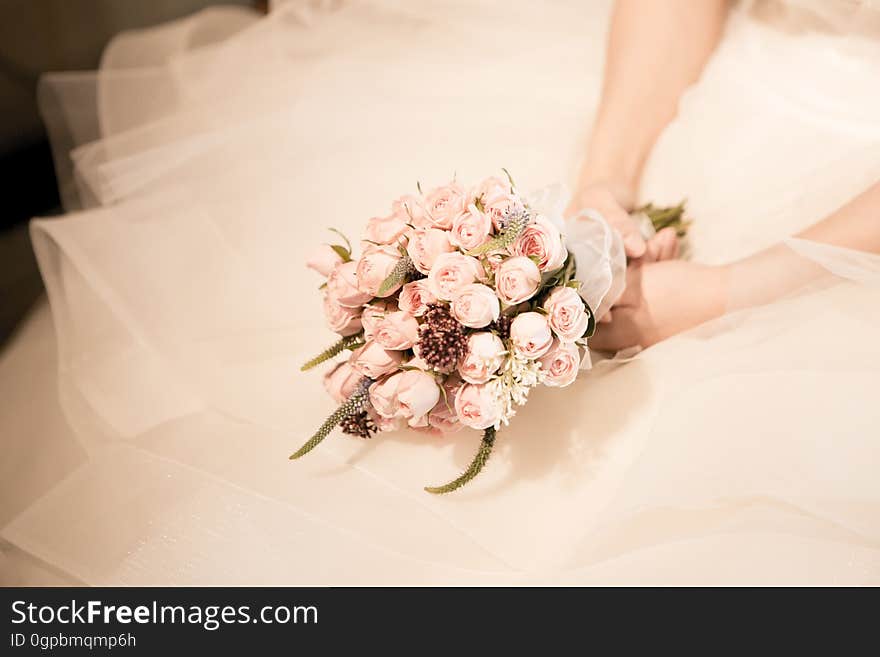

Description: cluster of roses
[304,175,593,440]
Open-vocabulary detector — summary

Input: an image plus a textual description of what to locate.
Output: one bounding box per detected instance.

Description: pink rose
[364,211,409,245]
[428,377,464,433]
[323,293,363,336]
[350,340,404,379]
[367,407,401,433]
[369,370,440,426]
[423,182,467,229]
[427,252,483,300]
[398,280,436,317]
[471,176,511,204]
[394,194,430,228]
[449,204,492,252]
[458,332,506,384]
[510,311,553,358]
[306,244,344,277]
[543,286,590,343]
[361,300,397,341]
[471,177,524,231]
[327,260,372,308]
[356,244,401,298]
[450,283,500,328]
[374,310,420,350]
[495,256,542,305]
[454,383,500,430]
[323,361,363,403]
[368,373,400,419]
[538,340,581,388]
[406,227,454,274]
[510,214,567,272]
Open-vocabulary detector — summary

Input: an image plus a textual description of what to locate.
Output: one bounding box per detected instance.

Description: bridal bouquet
[293,172,687,493]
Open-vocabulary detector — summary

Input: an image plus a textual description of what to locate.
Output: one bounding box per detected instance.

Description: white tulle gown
[2,0,880,585]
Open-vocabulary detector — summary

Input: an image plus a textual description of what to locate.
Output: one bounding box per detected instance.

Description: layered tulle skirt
[3,0,880,584]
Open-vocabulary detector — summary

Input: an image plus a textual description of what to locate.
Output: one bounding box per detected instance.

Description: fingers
[645,227,679,262]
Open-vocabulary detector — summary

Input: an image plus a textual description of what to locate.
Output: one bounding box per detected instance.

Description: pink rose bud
[361,300,398,341]
[393,194,430,228]
[396,370,441,425]
[538,340,581,388]
[350,340,404,379]
[327,260,372,308]
[510,311,553,358]
[543,286,590,343]
[307,244,345,277]
[398,280,437,317]
[449,204,492,252]
[323,361,364,403]
[510,214,568,272]
[368,370,440,426]
[495,256,542,305]
[458,332,506,384]
[427,252,483,300]
[356,244,402,298]
[368,373,402,419]
[364,211,409,245]
[406,227,454,274]
[450,283,500,328]
[367,407,401,433]
[374,310,420,350]
[428,376,465,433]
[423,182,467,229]
[454,382,501,430]
[323,293,363,336]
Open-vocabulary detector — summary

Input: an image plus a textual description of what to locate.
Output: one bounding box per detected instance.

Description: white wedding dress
[2,0,880,585]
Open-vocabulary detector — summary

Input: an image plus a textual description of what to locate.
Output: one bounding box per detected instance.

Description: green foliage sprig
[639,201,690,237]
[300,333,364,372]
[377,253,417,297]
[467,207,530,256]
[290,376,373,459]
[424,426,496,494]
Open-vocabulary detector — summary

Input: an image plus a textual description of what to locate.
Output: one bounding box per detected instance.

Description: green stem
[289,377,372,459]
[300,334,364,371]
[638,201,690,237]
[424,426,496,494]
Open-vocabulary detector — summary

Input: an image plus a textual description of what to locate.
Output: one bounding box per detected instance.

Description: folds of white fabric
[4,0,880,584]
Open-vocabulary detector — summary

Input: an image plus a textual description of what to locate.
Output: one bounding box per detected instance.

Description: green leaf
[501,167,517,193]
[327,228,352,254]
[330,244,352,263]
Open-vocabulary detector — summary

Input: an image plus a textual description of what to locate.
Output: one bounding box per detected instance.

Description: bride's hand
[590,259,728,351]
[566,182,679,261]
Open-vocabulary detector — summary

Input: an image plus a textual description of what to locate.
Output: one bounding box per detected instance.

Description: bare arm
[593,179,880,350]
[573,0,729,208]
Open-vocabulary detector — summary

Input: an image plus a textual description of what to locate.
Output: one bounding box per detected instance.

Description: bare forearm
[727,180,880,310]
[577,0,728,204]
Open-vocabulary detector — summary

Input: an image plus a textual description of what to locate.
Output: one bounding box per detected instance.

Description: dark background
[0,0,261,347]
